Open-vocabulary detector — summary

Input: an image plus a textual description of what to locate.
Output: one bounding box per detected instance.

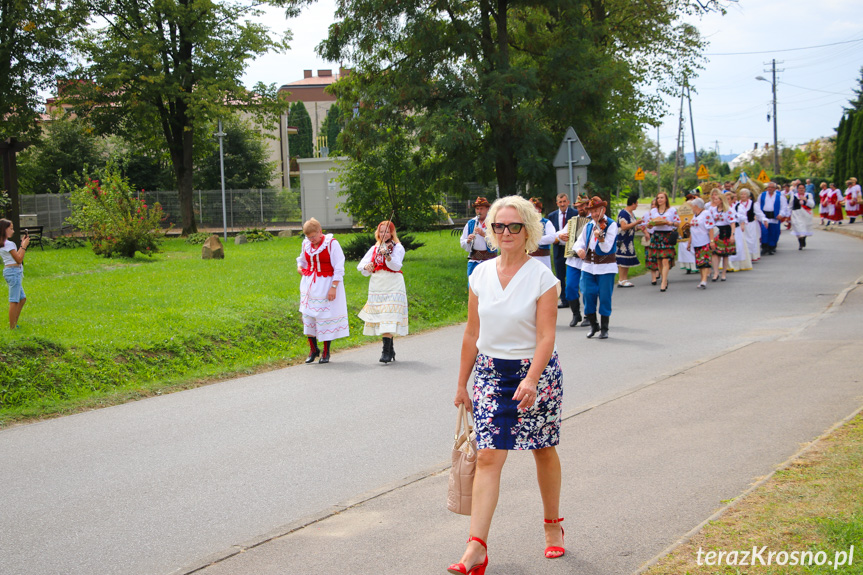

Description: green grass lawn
[0,231,645,425]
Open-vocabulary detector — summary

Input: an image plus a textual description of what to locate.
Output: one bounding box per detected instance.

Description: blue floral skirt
[472,352,563,450]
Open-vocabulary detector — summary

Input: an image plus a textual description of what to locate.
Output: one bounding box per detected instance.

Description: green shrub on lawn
[64,165,165,258]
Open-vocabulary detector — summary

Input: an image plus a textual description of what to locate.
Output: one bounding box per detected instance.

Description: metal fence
[19,188,303,237]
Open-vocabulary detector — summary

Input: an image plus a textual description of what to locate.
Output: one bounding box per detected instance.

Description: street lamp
[756,63,779,174]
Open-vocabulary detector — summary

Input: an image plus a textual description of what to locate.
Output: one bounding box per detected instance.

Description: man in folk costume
[555,196,591,328]
[575,196,618,340]
[547,193,578,308]
[754,182,790,255]
[296,218,349,364]
[460,196,497,277]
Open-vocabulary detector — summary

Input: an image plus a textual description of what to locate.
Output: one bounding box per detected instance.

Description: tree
[0,0,88,141]
[68,0,290,234]
[322,104,344,156]
[196,119,277,189]
[17,114,105,194]
[288,101,314,159]
[309,0,713,198]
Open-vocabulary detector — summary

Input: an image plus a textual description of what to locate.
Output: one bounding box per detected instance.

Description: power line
[705,37,863,56]
[778,81,853,97]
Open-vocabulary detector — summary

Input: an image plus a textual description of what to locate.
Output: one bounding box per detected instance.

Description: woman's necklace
[497,256,528,278]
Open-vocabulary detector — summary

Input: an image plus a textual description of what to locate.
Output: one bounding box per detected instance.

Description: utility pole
[672,87,686,200]
[756,59,782,174]
[687,83,698,170]
[656,126,661,196]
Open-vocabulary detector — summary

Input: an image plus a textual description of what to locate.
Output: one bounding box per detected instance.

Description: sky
[244,0,863,160]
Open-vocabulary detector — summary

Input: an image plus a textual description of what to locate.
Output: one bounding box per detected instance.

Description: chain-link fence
[19,188,303,237]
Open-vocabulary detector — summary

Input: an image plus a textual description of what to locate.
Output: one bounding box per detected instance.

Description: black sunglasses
[491,222,524,234]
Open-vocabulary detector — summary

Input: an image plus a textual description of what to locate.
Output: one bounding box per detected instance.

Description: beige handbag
[447,404,478,515]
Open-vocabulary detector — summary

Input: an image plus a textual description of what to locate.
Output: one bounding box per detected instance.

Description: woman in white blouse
[687,198,716,289]
[708,189,736,281]
[644,192,679,292]
[357,221,408,363]
[450,196,564,575]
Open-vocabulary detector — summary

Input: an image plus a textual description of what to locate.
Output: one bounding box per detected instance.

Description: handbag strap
[455,404,474,439]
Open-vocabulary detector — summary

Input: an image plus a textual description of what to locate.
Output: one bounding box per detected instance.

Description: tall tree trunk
[179,125,196,235]
[492,0,517,196]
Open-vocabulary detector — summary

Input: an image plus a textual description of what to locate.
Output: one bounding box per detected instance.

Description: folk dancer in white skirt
[296,218,350,364]
[677,193,698,274]
[358,220,409,363]
[737,189,761,262]
[823,183,844,225]
[844,178,862,224]
[687,198,716,290]
[528,197,559,270]
[460,196,498,277]
[450,195,563,575]
[708,189,736,281]
[728,193,753,271]
[789,183,815,250]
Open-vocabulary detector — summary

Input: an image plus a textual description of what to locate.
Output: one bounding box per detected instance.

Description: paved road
[2,228,862,575]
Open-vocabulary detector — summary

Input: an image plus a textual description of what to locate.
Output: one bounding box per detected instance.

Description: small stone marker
[278,230,294,238]
[202,235,224,259]
[234,235,248,245]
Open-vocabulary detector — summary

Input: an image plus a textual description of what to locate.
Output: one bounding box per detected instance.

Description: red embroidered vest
[372,245,402,274]
[303,240,334,277]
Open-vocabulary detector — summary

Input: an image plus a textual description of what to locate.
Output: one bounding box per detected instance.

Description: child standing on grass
[1,219,30,330]
[357,221,408,364]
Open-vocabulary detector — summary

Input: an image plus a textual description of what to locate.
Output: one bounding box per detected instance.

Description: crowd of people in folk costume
[292,176,861,361]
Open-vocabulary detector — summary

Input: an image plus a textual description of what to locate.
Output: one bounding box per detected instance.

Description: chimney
[754,142,758,150]
[339,67,352,78]
[303,70,312,79]
[318,69,332,77]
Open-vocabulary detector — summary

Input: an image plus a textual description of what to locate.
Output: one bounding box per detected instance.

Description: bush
[64,166,165,258]
[185,232,212,245]
[341,232,424,260]
[50,235,86,249]
[242,227,274,242]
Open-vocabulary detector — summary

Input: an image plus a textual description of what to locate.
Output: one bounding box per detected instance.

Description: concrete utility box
[553,127,591,201]
[19,214,38,227]
[298,157,353,230]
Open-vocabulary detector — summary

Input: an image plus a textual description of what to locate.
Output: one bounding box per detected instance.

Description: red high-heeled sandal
[544,517,565,559]
[447,536,488,575]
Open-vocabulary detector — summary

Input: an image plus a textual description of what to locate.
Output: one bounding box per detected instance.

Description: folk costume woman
[296,218,349,364]
[823,184,844,225]
[708,189,736,282]
[677,193,698,274]
[736,189,761,262]
[615,194,641,287]
[687,198,716,290]
[844,178,862,224]
[460,197,497,277]
[357,221,408,363]
[644,192,679,292]
[529,197,558,270]
[450,195,563,575]
[728,195,753,272]
[790,183,815,249]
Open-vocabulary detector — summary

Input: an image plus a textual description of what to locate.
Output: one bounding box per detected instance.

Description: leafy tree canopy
[288,101,314,158]
[196,118,277,189]
[66,0,292,234]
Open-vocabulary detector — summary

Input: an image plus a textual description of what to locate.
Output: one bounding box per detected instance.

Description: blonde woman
[708,189,736,281]
[450,195,563,574]
[296,218,349,363]
[357,220,408,363]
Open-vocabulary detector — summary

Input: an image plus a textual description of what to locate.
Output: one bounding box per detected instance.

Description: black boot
[598,315,609,339]
[586,314,600,338]
[380,337,394,363]
[305,337,320,363]
[389,338,396,362]
[569,300,582,327]
[319,341,330,364]
[798,237,804,250]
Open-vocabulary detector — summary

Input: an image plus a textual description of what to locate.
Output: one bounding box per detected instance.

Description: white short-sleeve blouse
[469,257,560,360]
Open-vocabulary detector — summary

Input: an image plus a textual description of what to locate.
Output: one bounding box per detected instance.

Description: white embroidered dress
[357,242,409,336]
[296,234,350,341]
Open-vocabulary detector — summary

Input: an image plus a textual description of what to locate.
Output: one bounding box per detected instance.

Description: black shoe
[558,300,569,309]
[305,337,320,363]
[598,315,609,339]
[319,344,330,364]
[380,337,394,363]
[569,300,582,327]
[586,314,600,339]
